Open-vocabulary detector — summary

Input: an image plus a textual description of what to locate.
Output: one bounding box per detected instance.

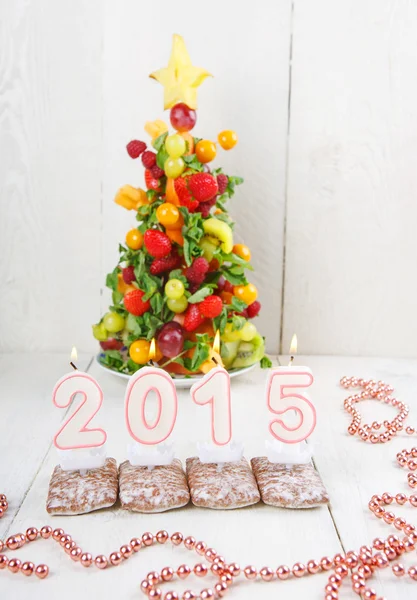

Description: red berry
[126,140,147,159]
[142,150,157,169]
[174,177,199,212]
[199,295,223,318]
[124,289,151,316]
[170,103,197,132]
[247,300,261,318]
[236,309,249,318]
[216,275,226,292]
[188,173,218,202]
[151,164,165,179]
[199,195,217,218]
[144,169,161,191]
[122,266,136,284]
[144,230,172,258]
[100,338,123,351]
[185,257,209,284]
[149,252,181,275]
[216,174,228,195]
[223,280,234,293]
[183,304,205,332]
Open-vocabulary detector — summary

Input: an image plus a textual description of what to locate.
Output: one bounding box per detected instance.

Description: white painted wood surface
[1,0,417,358]
[1,354,417,598]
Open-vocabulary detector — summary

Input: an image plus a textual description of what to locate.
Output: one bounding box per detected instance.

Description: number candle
[52,348,107,471]
[265,335,317,464]
[191,331,243,463]
[124,340,177,466]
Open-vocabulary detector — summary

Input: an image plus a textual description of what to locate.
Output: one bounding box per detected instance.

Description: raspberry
[223,280,234,294]
[174,177,199,212]
[151,164,165,179]
[149,252,182,276]
[185,257,209,284]
[144,169,161,191]
[126,140,147,159]
[216,174,228,195]
[122,266,136,284]
[124,289,151,316]
[144,230,172,258]
[247,300,261,318]
[188,173,218,202]
[142,150,157,169]
[199,295,223,318]
[199,195,217,218]
[183,304,205,332]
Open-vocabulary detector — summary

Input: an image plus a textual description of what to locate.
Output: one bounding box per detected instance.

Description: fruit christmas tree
[93,34,270,376]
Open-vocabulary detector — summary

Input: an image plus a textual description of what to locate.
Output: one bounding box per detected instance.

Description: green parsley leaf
[106,268,119,291]
[156,147,169,170]
[260,355,273,369]
[188,286,213,304]
[150,292,163,313]
[223,253,253,270]
[231,315,246,331]
[152,131,168,151]
[213,306,228,334]
[222,266,248,286]
[229,296,248,312]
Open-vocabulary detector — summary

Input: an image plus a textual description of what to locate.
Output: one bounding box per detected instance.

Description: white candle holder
[197,441,244,464]
[127,442,175,467]
[57,445,107,473]
[265,439,313,465]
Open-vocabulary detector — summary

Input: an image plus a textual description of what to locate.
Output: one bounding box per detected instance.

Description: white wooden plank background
[1,0,417,358]
[1,354,417,598]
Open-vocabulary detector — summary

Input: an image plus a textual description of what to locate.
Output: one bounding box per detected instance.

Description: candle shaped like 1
[52,347,107,471]
[124,339,177,466]
[265,335,317,464]
[191,331,243,463]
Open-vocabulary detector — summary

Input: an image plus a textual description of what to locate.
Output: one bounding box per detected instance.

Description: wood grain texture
[283,0,417,358]
[0,0,103,353]
[102,0,291,353]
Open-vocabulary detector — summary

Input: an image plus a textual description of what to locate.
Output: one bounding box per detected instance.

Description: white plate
[96,354,257,388]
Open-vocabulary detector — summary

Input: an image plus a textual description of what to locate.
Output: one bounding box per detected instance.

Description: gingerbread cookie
[251,457,329,509]
[186,457,260,509]
[118,459,190,513]
[46,458,118,515]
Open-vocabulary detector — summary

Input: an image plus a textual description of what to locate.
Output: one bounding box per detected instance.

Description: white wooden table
[1,354,416,599]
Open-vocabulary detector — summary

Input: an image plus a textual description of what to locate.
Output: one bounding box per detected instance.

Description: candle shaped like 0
[52,349,107,451]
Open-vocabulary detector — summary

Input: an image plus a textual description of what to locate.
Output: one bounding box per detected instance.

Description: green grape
[164,157,185,178]
[92,322,108,341]
[103,311,125,333]
[165,134,186,158]
[240,321,257,342]
[167,296,188,314]
[165,279,185,300]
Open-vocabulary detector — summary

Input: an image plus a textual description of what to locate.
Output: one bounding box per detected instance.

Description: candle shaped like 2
[52,348,107,470]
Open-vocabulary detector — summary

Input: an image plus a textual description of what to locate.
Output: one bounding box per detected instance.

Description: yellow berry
[129,339,150,364]
[218,130,238,150]
[196,140,217,163]
[233,244,251,261]
[233,283,258,305]
[125,229,143,250]
[156,203,180,227]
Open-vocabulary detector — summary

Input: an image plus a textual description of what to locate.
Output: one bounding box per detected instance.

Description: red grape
[216,275,226,292]
[170,103,197,132]
[100,338,123,351]
[157,322,184,357]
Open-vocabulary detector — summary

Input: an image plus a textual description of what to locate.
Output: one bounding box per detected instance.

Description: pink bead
[26,527,38,541]
[170,532,183,546]
[321,557,333,570]
[200,589,214,599]
[164,593,179,600]
[194,563,208,577]
[182,592,196,600]
[142,532,154,546]
[52,528,64,540]
[392,563,405,576]
[130,537,142,552]
[120,544,133,558]
[292,562,306,577]
[161,566,174,581]
[184,536,196,550]
[147,571,160,585]
[140,580,151,593]
[307,559,320,574]
[95,555,108,569]
[35,564,49,579]
[21,561,34,576]
[214,581,228,597]
[205,548,217,562]
[8,558,21,573]
[156,530,169,544]
[408,566,417,580]
[228,562,241,576]
[195,541,207,555]
[109,551,123,566]
[81,553,93,567]
[0,555,8,569]
[6,536,20,551]
[177,564,190,579]
[70,547,82,561]
[40,526,52,539]
[244,565,257,579]
[260,566,274,581]
[148,590,162,599]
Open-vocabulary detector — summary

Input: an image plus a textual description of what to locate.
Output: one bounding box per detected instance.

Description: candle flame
[289,334,297,356]
[71,346,78,361]
[148,338,156,361]
[213,330,221,354]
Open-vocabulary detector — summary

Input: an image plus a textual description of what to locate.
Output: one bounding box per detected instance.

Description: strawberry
[150,252,182,275]
[199,295,223,318]
[247,300,261,318]
[124,289,150,316]
[144,169,161,191]
[188,173,218,202]
[174,176,199,212]
[126,140,147,159]
[122,266,136,284]
[144,230,172,258]
[183,304,205,332]
[142,150,157,169]
[216,174,228,195]
[151,164,165,179]
[185,257,209,284]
